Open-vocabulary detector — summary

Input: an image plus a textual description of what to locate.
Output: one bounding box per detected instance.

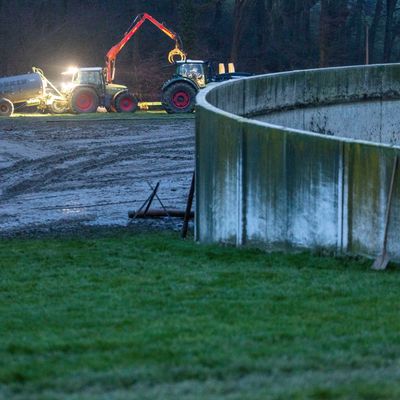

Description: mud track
[0,115,195,237]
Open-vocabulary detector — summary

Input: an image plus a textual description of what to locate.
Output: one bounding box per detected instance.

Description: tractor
[161,60,251,113]
[58,67,137,114]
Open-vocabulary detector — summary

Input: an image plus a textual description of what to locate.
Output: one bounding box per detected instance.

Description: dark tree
[369,0,384,63]
[320,0,350,66]
[231,0,256,64]
[1,1,400,98]
[178,0,196,53]
[383,0,398,62]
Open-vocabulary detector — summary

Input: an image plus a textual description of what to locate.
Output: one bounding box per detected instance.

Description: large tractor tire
[70,87,99,113]
[162,82,197,114]
[114,92,138,113]
[0,98,14,117]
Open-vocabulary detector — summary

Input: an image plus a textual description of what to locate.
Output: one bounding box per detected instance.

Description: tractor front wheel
[162,82,197,114]
[114,93,138,113]
[0,98,14,117]
[70,88,99,114]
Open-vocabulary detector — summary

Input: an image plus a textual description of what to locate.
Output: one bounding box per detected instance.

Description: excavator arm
[105,12,186,83]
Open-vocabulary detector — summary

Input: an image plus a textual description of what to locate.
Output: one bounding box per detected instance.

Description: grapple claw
[168,46,186,64]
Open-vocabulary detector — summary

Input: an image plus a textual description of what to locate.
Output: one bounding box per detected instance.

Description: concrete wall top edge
[196,64,400,149]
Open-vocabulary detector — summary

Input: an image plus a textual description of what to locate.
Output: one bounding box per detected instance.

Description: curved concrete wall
[196,64,400,260]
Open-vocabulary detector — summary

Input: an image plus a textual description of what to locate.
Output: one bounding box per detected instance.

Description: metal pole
[144,182,160,215]
[181,172,195,239]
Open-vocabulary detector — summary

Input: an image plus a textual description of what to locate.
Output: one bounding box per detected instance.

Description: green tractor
[161,60,251,113]
[57,67,138,114]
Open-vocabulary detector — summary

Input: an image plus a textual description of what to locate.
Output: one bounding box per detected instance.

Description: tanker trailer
[0,68,67,117]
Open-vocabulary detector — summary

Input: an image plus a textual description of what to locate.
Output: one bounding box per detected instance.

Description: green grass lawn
[1,232,400,400]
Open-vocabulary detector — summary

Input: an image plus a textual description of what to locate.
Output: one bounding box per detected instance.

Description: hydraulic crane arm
[105,12,186,83]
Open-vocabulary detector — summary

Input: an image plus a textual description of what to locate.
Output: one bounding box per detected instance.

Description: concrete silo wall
[196,64,400,260]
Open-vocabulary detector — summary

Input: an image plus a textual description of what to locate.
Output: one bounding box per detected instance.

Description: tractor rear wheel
[162,82,197,113]
[0,98,14,117]
[70,88,99,113]
[114,93,138,113]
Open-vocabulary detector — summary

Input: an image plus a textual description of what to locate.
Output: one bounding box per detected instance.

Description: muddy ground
[0,114,195,237]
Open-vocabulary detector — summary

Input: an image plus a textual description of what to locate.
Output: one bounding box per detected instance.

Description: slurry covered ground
[0,114,195,237]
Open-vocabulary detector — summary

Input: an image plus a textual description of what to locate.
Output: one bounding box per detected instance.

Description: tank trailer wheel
[70,88,99,113]
[0,98,14,117]
[50,100,69,114]
[114,93,138,113]
[162,82,197,114]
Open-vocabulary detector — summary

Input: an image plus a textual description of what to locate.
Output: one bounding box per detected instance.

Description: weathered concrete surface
[196,64,400,261]
[254,100,400,146]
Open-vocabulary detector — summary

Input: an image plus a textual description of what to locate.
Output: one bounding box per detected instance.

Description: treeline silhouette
[0,0,398,99]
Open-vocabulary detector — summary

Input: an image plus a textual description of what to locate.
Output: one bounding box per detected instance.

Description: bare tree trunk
[383,0,397,62]
[369,0,384,63]
[209,0,224,57]
[179,0,196,53]
[319,0,330,67]
[231,0,256,64]
[353,0,364,64]
[255,0,267,70]
[319,0,349,67]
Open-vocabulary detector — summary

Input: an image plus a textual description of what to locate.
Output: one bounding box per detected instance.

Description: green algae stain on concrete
[242,123,288,247]
[347,143,400,257]
[346,143,385,255]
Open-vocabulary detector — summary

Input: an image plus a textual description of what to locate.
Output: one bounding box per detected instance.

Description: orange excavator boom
[105,12,186,83]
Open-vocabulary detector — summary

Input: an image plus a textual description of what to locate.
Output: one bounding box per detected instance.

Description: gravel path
[0,115,195,237]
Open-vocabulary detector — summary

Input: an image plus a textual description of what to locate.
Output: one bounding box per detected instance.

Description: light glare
[61,66,79,75]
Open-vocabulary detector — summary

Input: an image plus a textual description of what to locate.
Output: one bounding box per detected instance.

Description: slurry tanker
[0,67,65,116]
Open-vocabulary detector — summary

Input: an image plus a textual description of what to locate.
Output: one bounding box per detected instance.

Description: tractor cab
[66,67,128,99]
[175,61,210,88]
[71,68,104,87]
[62,67,107,93]
[173,60,249,87]
[61,67,105,94]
